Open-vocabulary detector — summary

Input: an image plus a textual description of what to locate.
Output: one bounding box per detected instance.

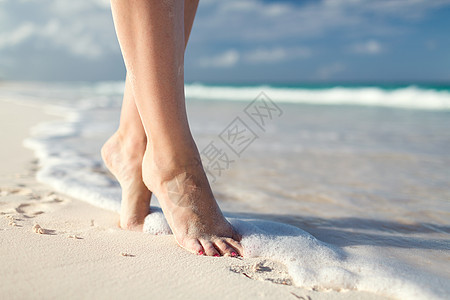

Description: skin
[102,0,198,232]
[102,0,242,257]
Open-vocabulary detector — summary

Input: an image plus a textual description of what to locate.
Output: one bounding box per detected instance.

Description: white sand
[0,99,383,300]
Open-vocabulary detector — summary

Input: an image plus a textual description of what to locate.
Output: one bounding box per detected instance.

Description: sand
[0,99,383,300]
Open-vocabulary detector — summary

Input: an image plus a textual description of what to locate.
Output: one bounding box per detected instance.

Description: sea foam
[185,83,450,110]
[143,212,446,299]
[24,105,122,213]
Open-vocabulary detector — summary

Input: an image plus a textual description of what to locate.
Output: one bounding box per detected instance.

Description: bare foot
[142,151,243,257]
[101,132,151,231]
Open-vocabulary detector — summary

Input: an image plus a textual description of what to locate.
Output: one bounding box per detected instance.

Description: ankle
[146,141,201,172]
[115,130,147,155]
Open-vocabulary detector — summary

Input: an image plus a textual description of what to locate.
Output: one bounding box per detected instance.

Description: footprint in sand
[230,259,293,286]
[0,187,68,219]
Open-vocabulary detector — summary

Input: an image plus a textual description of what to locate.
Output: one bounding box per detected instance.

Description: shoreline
[0,99,388,299]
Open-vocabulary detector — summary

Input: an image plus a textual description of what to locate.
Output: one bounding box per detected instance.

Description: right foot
[142,150,243,257]
[101,132,151,231]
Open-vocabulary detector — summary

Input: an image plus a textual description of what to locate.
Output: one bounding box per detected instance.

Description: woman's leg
[101,73,149,231]
[102,0,200,231]
[110,0,242,256]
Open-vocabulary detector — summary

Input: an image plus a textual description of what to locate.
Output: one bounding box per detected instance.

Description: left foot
[101,132,151,231]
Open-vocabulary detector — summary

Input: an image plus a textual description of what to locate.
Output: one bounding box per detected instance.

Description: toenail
[198,250,204,255]
[231,252,237,257]
[214,254,219,257]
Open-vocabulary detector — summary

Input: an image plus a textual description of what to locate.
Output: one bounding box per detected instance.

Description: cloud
[1,0,449,80]
[199,50,240,68]
[349,40,384,55]
[353,0,450,19]
[193,0,450,45]
[244,46,311,64]
[0,22,35,49]
[198,46,311,68]
[316,62,346,80]
[0,0,118,59]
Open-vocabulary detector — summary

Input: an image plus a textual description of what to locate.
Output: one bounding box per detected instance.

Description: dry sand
[0,99,383,300]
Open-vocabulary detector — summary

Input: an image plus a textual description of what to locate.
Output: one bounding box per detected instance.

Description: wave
[2,81,449,111]
[185,84,450,110]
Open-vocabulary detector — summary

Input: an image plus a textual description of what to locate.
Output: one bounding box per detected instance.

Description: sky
[0,0,450,83]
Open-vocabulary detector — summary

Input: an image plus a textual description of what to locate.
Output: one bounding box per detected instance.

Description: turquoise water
[189,81,450,91]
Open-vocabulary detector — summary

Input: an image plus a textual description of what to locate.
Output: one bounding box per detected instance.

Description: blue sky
[0,0,449,83]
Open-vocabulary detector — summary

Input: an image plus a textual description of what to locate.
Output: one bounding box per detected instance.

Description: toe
[200,240,221,257]
[225,238,244,257]
[184,238,204,255]
[215,239,235,257]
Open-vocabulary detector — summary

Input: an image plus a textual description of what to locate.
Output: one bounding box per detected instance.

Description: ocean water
[1,81,449,299]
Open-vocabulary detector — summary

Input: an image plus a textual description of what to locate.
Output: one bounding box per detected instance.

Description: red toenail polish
[214,254,219,257]
[231,252,237,257]
[198,250,204,255]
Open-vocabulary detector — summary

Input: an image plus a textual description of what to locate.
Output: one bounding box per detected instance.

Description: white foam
[185,84,450,110]
[231,218,447,299]
[141,215,446,299]
[24,105,122,213]
[143,210,172,235]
